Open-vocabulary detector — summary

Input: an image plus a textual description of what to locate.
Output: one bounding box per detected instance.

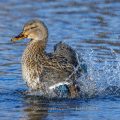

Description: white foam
[49,82,70,90]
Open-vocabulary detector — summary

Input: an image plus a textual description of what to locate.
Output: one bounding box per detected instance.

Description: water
[0,0,120,119]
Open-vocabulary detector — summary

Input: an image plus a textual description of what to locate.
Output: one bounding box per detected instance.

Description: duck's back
[40,42,82,84]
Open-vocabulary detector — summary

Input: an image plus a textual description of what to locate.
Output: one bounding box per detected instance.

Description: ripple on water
[0,0,120,120]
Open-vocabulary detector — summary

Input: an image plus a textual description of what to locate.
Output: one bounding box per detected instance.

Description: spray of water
[77,49,120,98]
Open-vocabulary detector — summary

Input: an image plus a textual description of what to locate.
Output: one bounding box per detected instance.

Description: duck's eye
[62,46,65,49]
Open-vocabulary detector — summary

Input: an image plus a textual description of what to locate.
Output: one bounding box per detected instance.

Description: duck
[11,19,86,98]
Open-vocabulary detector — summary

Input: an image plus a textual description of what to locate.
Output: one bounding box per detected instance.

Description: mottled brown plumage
[11,19,83,98]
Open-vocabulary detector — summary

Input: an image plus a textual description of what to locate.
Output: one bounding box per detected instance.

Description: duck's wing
[54,42,87,74]
[54,42,79,67]
[41,52,74,73]
[42,42,87,79]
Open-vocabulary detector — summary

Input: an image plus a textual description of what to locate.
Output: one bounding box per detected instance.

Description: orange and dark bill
[11,32,27,42]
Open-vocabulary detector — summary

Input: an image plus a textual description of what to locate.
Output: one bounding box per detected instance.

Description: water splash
[77,48,120,98]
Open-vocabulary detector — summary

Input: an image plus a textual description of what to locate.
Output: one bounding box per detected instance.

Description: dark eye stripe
[24,26,38,31]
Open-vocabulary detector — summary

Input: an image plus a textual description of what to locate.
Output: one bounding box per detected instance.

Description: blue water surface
[0,0,120,119]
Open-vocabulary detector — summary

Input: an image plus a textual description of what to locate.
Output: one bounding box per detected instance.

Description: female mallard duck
[11,19,86,98]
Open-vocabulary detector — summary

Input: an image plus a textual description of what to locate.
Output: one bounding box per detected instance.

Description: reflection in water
[23,97,49,120]
[22,95,94,120]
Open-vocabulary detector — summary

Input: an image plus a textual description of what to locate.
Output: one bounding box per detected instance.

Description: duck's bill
[11,32,27,42]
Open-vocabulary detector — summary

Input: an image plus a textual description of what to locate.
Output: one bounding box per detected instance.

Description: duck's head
[11,19,48,42]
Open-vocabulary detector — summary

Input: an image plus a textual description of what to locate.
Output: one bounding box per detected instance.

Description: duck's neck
[29,38,47,51]
[22,39,47,66]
